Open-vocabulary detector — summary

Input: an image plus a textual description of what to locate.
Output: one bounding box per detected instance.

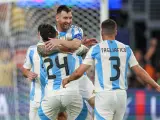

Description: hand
[37,45,48,55]
[45,38,61,51]
[27,71,38,81]
[156,86,160,92]
[82,38,98,47]
[62,78,70,88]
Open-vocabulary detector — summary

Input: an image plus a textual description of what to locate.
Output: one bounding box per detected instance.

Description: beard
[61,23,71,31]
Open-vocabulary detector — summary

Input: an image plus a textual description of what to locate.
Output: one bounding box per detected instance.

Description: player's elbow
[132,65,146,78]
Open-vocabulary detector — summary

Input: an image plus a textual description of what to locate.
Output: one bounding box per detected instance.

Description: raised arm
[45,26,83,51]
[37,26,97,56]
[37,42,75,57]
[127,45,160,92]
[45,38,81,51]
[62,64,91,87]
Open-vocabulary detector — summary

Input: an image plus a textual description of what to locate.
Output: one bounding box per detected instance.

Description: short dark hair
[38,24,56,42]
[56,5,71,14]
[101,19,117,35]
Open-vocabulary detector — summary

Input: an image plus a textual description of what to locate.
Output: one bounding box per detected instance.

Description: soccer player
[37,5,96,56]
[21,24,57,120]
[62,19,160,120]
[37,5,95,108]
[37,24,92,120]
[44,5,97,53]
[22,46,44,120]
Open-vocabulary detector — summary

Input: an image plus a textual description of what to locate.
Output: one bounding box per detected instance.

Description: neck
[102,35,115,41]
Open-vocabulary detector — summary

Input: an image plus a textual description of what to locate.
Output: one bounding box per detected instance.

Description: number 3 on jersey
[109,56,120,81]
[44,56,69,79]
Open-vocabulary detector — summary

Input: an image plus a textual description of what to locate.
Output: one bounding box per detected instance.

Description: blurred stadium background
[0,0,160,120]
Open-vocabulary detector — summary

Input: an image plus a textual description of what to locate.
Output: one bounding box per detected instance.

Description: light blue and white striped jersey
[23,45,47,102]
[54,25,89,55]
[41,53,84,95]
[83,40,138,92]
[54,25,83,40]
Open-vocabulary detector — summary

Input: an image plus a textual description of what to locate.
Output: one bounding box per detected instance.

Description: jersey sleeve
[72,27,83,40]
[23,47,32,69]
[83,46,95,65]
[128,47,139,67]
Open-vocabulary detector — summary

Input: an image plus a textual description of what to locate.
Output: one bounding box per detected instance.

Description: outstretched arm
[132,65,160,92]
[37,39,91,56]
[62,64,91,87]
[127,45,160,92]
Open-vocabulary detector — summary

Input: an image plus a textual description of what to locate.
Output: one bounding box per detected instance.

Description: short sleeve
[23,48,32,69]
[127,47,139,67]
[73,27,83,40]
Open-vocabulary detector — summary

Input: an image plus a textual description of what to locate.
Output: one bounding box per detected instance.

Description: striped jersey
[83,40,138,92]
[23,45,47,102]
[41,53,84,95]
[54,25,83,40]
[54,25,88,55]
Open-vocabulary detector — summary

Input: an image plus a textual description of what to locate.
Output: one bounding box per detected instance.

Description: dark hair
[38,24,56,42]
[56,5,71,14]
[101,19,117,35]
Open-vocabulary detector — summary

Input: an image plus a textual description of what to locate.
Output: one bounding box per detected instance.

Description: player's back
[42,52,82,95]
[89,40,135,92]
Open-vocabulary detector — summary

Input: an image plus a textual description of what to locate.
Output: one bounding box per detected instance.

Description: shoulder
[115,40,133,51]
[123,44,131,51]
[27,45,37,53]
[115,40,127,47]
[89,43,100,53]
[70,25,82,29]
[70,25,83,32]
[28,45,37,50]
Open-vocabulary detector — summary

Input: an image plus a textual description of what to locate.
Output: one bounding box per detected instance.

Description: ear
[38,32,40,37]
[115,29,117,36]
[101,29,104,36]
[38,32,41,40]
[56,14,59,22]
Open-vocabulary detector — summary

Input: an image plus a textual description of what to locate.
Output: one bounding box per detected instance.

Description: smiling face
[56,11,72,31]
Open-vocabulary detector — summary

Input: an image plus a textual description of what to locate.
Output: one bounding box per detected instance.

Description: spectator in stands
[0,42,15,87]
[144,38,160,89]
[144,38,157,68]
[128,49,145,88]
